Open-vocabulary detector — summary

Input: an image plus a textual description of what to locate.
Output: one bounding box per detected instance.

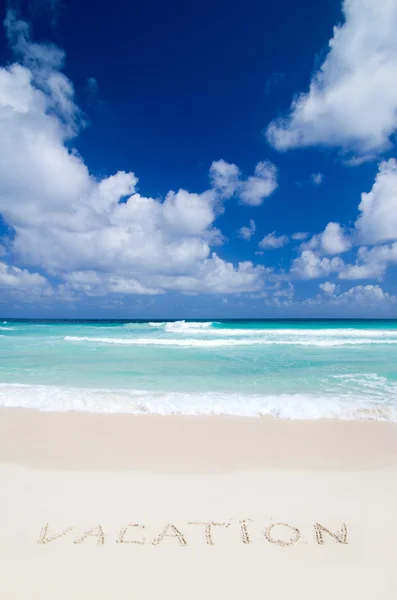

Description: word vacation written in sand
[38,520,348,547]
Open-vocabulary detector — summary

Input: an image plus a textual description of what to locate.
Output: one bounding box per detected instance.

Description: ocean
[1,319,397,420]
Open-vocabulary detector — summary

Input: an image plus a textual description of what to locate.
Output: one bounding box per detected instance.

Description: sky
[0,0,397,318]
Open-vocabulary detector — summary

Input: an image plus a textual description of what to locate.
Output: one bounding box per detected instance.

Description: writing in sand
[38,520,348,547]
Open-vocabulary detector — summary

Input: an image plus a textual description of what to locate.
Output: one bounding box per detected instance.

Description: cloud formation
[291,250,344,279]
[319,281,336,295]
[266,0,397,157]
[355,159,397,244]
[308,284,397,309]
[210,159,278,206]
[291,158,397,283]
[1,9,396,315]
[0,12,268,299]
[238,219,256,241]
[259,232,288,250]
[0,261,49,290]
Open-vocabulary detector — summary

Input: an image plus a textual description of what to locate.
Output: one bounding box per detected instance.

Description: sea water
[1,319,397,420]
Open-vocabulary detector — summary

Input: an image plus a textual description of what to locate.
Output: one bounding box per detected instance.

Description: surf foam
[64,335,397,347]
[0,383,396,421]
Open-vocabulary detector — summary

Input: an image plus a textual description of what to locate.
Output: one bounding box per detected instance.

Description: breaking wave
[0,383,396,421]
[64,335,397,347]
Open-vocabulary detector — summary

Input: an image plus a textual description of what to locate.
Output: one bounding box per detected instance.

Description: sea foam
[0,383,396,421]
[63,335,397,347]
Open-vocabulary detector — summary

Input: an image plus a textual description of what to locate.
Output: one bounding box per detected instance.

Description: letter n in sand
[314,523,348,545]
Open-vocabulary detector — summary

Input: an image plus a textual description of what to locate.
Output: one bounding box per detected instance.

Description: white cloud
[266,0,397,156]
[291,223,351,279]
[62,255,267,297]
[319,281,336,295]
[355,159,397,244]
[0,12,267,299]
[210,159,278,206]
[209,160,240,199]
[238,219,256,241]
[339,242,397,280]
[273,282,295,299]
[291,159,397,281]
[239,161,278,206]
[307,285,397,309]
[333,285,396,307]
[259,231,288,250]
[320,222,351,255]
[62,271,162,296]
[0,261,49,290]
[291,250,344,279]
[291,232,308,241]
[311,173,323,186]
[153,254,267,294]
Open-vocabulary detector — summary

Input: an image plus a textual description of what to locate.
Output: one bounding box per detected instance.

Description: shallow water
[1,319,397,420]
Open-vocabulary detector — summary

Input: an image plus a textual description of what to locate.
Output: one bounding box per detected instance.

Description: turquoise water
[1,319,397,419]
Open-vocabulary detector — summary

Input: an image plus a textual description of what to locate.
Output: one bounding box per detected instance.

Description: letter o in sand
[263,523,301,547]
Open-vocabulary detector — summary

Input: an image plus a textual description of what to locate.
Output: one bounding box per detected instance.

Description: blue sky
[0,0,397,318]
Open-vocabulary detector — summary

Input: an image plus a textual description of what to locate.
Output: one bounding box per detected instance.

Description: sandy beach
[1,409,397,599]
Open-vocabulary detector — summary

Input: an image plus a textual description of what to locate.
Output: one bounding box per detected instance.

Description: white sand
[1,409,397,599]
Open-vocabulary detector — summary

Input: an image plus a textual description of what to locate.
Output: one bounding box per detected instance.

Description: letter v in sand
[38,523,74,544]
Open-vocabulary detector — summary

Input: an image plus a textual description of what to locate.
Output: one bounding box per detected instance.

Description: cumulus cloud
[355,159,397,244]
[238,219,256,241]
[334,285,397,307]
[290,221,351,280]
[295,236,397,283]
[320,222,351,255]
[295,223,350,260]
[153,254,267,294]
[319,281,336,295]
[0,261,49,290]
[239,161,278,206]
[307,285,397,309]
[339,242,397,280]
[0,12,267,299]
[210,159,278,206]
[209,160,240,199]
[291,250,344,279]
[266,0,397,157]
[291,158,397,281]
[259,232,288,250]
[326,159,397,281]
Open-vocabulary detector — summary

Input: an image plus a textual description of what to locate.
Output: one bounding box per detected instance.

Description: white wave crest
[168,326,397,337]
[0,326,15,331]
[0,383,396,421]
[147,320,214,330]
[64,335,397,348]
[164,321,214,332]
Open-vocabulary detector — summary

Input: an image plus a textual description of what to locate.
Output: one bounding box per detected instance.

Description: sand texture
[1,409,397,599]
